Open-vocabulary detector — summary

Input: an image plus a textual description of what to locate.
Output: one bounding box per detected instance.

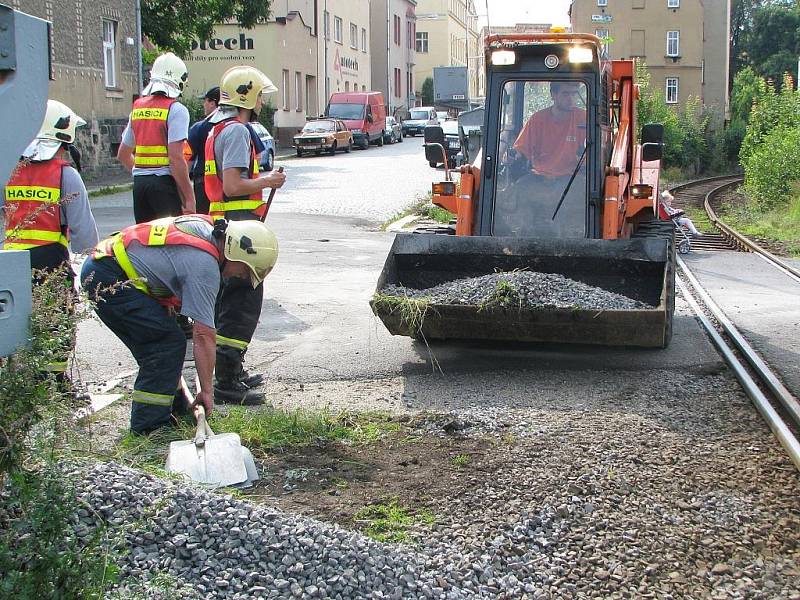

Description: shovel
[165,378,259,488]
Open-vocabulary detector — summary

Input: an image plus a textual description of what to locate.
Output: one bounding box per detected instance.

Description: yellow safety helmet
[219,66,277,112]
[22,100,87,161]
[144,52,188,98]
[224,220,279,288]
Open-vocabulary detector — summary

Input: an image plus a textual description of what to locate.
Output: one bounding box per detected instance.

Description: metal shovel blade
[166,431,249,488]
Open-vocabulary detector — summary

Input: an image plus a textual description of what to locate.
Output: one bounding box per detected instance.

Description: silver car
[384,116,403,144]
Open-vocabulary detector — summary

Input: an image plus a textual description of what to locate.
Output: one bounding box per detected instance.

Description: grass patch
[354,498,435,543]
[371,292,432,334]
[88,183,133,198]
[209,408,400,453]
[718,186,800,257]
[479,278,522,311]
[451,453,470,468]
[381,192,454,229]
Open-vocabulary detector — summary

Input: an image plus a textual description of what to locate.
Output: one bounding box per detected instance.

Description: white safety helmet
[219,66,277,113]
[142,52,188,99]
[22,100,87,162]
[224,220,279,288]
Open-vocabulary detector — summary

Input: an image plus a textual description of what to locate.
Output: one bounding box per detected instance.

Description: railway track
[671,175,800,471]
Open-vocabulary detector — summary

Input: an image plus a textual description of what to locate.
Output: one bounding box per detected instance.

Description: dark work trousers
[193,177,210,215]
[80,256,186,434]
[29,243,74,375]
[214,210,264,382]
[133,174,182,224]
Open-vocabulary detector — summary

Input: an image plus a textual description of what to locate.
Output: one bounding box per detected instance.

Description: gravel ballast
[381,271,651,310]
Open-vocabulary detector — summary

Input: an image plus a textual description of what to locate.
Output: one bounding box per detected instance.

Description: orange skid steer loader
[371,33,675,348]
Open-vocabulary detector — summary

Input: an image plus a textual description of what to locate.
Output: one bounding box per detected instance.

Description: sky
[479,0,573,29]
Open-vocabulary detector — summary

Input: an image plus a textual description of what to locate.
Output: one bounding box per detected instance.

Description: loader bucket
[371,234,675,348]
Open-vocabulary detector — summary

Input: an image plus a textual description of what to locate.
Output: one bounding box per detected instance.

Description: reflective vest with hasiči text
[130,95,176,169]
[93,215,221,307]
[3,158,68,250]
[203,118,264,219]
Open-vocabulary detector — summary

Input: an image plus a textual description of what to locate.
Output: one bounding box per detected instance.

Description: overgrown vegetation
[371,293,432,335]
[354,498,434,543]
[382,192,454,230]
[0,262,118,596]
[479,278,522,311]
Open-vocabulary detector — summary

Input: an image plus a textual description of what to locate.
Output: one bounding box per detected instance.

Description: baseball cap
[200,86,220,103]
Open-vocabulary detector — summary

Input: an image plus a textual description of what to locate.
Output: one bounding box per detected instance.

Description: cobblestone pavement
[269,136,445,222]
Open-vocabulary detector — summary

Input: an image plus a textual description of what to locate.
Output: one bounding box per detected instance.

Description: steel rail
[676,272,800,472]
[702,181,800,282]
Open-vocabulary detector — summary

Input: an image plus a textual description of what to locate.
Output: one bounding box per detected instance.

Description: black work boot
[238,368,264,388]
[213,379,266,405]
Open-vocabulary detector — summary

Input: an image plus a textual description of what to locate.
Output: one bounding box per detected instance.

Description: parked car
[423,120,461,168]
[326,91,386,149]
[401,106,437,137]
[436,111,450,125]
[248,121,275,171]
[384,116,403,144]
[293,118,353,156]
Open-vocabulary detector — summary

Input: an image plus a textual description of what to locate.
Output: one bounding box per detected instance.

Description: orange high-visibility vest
[130,95,176,169]
[3,158,68,250]
[94,215,220,307]
[203,118,264,219]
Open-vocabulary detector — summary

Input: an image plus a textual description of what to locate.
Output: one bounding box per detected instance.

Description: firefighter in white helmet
[203,65,286,405]
[2,99,100,377]
[81,216,278,434]
[117,52,196,223]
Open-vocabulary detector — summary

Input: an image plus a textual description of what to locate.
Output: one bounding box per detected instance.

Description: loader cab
[478,37,608,239]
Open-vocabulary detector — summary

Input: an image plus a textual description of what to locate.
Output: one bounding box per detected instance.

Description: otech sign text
[191,34,255,52]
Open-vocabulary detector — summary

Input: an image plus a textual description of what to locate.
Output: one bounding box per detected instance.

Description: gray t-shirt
[213,121,253,182]
[60,166,99,253]
[126,217,220,328]
[121,99,190,177]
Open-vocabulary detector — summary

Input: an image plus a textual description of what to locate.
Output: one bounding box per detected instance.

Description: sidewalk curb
[386,214,420,232]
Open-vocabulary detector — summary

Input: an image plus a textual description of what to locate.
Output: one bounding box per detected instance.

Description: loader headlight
[630,183,653,199]
[568,46,593,64]
[491,50,517,66]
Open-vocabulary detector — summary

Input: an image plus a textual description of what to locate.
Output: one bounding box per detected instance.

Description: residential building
[12,0,138,179]
[370,0,418,118]
[414,0,481,105]
[570,0,730,123]
[186,12,318,147]
[317,0,372,110]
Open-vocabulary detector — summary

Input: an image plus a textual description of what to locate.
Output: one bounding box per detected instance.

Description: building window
[345,81,350,92]
[323,11,330,39]
[102,19,117,89]
[305,75,317,116]
[597,0,607,5]
[632,0,645,7]
[282,69,290,110]
[295,72,302,111]
[393,15,401,45]
[416,31,428,53]
[350,23,358,49]
[666,30,679,56]
[362,85,366,92]
[394,68,401,98]
[665,78,679,104]
[361,27,367,52]
[667,0,679,7]
[334,16,343,44]
[595,28,608,39]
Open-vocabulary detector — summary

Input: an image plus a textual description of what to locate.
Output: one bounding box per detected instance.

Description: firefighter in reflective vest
[117,52,196,223]
[80,216,278,434]
[204,65,286,405]
[2,99,99,376]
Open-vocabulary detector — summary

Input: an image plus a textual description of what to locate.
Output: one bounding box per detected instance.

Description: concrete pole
[135,0,143,93]
[387,0,391,113]
[324,0,329,104]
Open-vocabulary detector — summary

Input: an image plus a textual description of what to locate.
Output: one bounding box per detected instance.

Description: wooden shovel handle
[261,166,283,222]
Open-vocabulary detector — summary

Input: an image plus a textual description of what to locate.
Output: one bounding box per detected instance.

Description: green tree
[740,74,800,165]
[142,0,273,56]
[421,77,434,106]
[730,0,765,77]
[730,66,764,125]
[744,3,800,87]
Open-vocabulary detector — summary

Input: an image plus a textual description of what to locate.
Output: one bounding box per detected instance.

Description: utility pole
[135,0,143,93]
[324,0,329,105]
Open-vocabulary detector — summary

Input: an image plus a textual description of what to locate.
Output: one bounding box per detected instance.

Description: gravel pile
[381,272,651,310]
[70,462,481,599]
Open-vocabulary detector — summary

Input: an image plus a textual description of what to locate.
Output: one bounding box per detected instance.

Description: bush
[257,99,277,136]
[0,465,118,598]
[739,74,800,167]
[183,95,205,124]
[743,126,800,210]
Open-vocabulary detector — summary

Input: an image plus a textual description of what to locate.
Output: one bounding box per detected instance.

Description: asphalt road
[77,138,722,392]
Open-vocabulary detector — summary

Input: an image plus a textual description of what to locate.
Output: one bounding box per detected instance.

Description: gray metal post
[135,0,143,93]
